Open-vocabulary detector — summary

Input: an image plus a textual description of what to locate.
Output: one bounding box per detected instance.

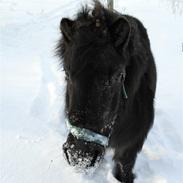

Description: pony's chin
[63,133,105,171]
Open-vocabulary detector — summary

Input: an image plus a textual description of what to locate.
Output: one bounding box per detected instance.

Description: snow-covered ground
[0,0,183,183]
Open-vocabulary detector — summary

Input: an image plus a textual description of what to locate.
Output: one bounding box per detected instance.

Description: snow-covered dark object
[63,134,104,172]
[56,1,157,182]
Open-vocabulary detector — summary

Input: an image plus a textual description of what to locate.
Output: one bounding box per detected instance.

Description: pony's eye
[120,72,126,82]
[65,71,70,80]
[111,72,125,83]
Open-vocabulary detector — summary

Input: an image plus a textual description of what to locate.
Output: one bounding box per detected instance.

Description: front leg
[112,141,144,183]
[113,161,135,183]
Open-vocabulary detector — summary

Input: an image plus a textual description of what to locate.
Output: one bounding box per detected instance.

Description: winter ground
[0,0,183,183]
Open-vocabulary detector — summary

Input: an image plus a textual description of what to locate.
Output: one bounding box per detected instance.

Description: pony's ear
[110,17,131,49]
[60,18,74,42]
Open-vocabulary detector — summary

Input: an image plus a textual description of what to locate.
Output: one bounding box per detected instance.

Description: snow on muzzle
[63,133,105,172]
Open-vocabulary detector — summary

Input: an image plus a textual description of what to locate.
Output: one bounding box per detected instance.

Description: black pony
[56,1,156,183]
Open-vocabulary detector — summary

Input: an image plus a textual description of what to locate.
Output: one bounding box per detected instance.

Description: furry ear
[110,17,131,49]
[60,18,74,42]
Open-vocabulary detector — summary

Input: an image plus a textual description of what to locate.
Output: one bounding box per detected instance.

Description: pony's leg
[113,141,143,183]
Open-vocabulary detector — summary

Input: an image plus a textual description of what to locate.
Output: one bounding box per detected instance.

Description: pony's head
[56,1,130,170]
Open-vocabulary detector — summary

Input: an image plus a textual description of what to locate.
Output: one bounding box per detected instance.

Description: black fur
[56,1,156,182]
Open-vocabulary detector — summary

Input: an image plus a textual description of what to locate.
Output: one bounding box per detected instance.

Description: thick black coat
[56,2,156,183]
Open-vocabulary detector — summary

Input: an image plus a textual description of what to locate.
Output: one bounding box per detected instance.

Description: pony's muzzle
[63,133,105,169]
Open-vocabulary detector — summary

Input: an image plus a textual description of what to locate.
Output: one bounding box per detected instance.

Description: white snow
[0,0,183,183]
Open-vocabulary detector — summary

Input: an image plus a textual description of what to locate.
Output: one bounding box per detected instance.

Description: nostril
[63,145,70,165]
[90,150,100,167]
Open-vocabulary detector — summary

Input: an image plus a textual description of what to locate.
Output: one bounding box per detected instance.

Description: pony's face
[58,3,130,170]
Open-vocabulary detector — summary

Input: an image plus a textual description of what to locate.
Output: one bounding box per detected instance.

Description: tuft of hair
[77,5,90,19]
[92,0,105,17]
